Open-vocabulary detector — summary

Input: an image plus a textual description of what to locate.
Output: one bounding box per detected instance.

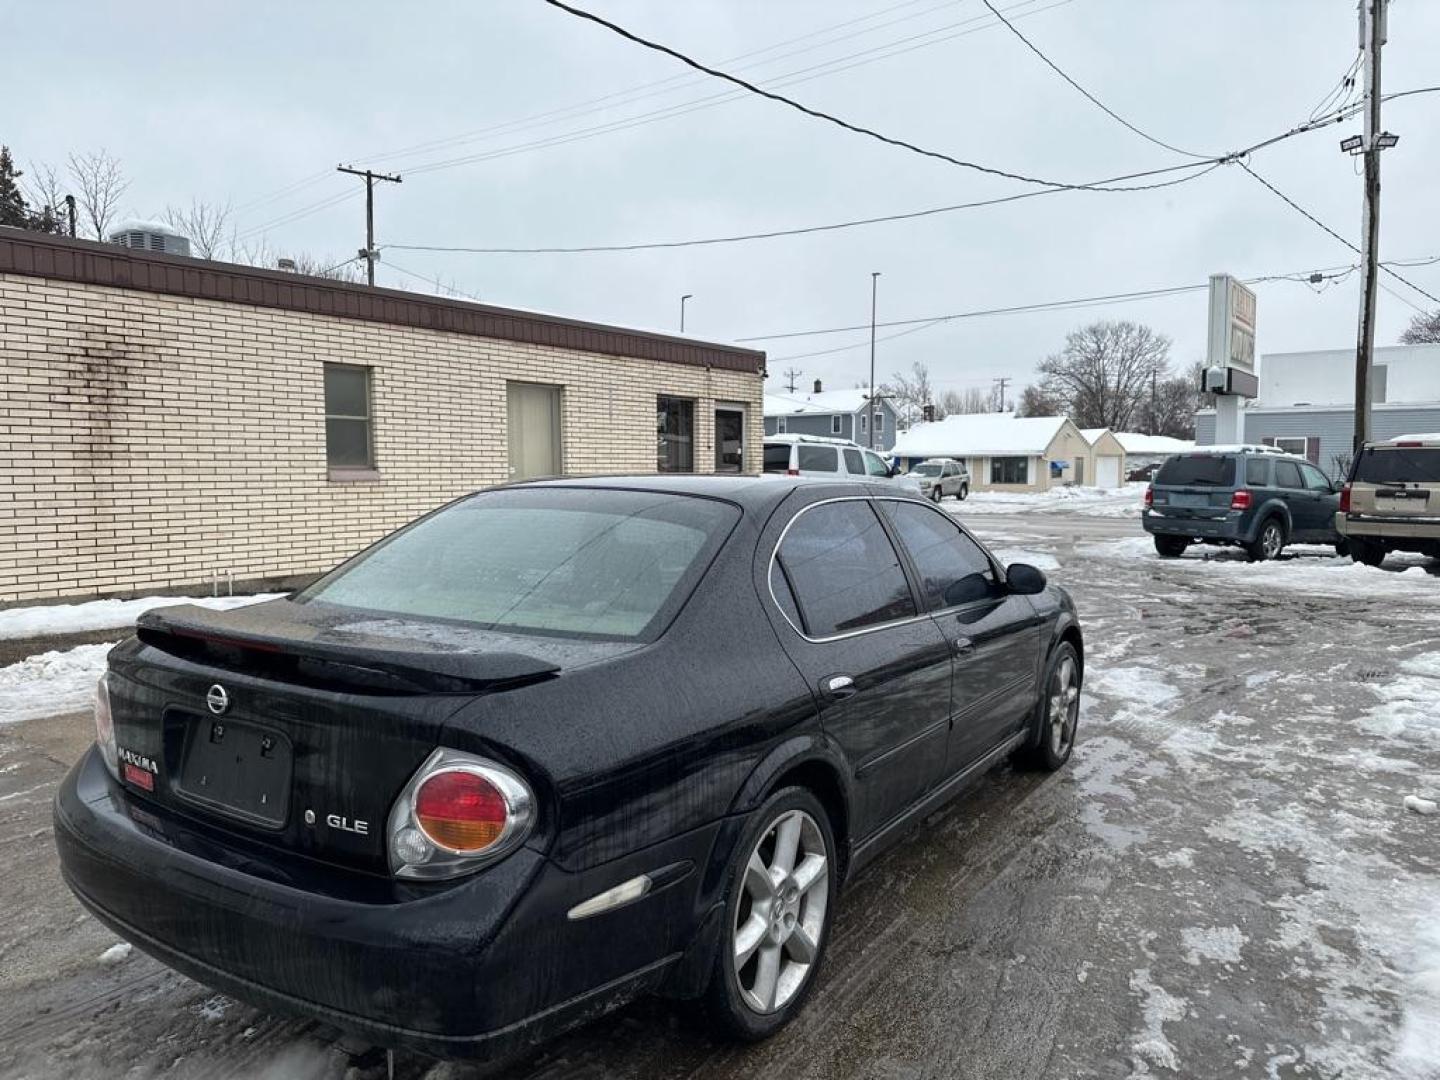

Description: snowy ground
[1,528,1438,1080]
[951,482,1147,518]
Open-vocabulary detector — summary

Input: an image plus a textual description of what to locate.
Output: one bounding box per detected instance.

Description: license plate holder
[1169,492,1211,508]
[175,715,292,829]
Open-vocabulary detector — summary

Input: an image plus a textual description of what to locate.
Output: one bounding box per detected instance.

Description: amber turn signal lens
[414,769,509,852]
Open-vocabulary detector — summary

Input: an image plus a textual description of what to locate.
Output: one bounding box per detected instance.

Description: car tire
[1350,539,1386,567]
[929,487,942,503]
[705,787,837,1042]
[958,484,968,501]
[1153,536,1189,559]
[1014,642,1081,771]
[1245,517,1285,562]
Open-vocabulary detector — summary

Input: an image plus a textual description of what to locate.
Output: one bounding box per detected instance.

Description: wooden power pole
[337,165,402,286]
[1352,0,1388,451]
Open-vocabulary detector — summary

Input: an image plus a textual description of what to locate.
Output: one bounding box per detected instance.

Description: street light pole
[680,294,693,333]
[868,271,880,449]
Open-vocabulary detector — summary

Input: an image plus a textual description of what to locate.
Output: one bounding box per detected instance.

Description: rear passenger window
[864,451,890,478]
[797,445,838,472]
[1274,460,1303,489]
[1245,458,1271,486]
[1301,463,1331,491]
[776,501,917,637]
[843,448,864,474]
[882,502,998,608]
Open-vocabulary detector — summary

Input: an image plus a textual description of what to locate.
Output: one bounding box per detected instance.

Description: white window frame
[831,415,842,435]
[1273,436,1308,457]
[873,411,884,433]
[859,413,868,434]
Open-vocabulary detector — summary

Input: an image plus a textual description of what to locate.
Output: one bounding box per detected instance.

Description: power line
[539,0,1200,193]
[386,163,1221,257]
[1238,161,1439,305]
[978,0,1210,160]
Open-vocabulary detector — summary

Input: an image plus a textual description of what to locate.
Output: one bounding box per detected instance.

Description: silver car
[906,458,970,502]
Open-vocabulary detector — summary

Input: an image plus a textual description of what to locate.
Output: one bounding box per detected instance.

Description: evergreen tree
[0,146,31,228]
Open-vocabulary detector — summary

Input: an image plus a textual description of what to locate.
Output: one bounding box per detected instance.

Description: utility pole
[1151,366,1159,435]
[992,377,1010,413]
[336,165,402,286]
[781,366,803,394]
[680,293,693,333]
[1352,0,1390,452]
[868,271,881,448]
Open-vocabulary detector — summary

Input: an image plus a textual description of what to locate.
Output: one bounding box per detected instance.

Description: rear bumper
[1338,512,1440,542]
[54,747,721,1059]
[1141,510,1247,542]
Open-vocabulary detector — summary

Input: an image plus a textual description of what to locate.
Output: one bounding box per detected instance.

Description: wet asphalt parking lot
[2,512,1438,1080]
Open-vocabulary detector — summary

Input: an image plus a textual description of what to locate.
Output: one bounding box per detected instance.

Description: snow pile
[0,593,285,641]
[0,644,116,724]
[1128,968,1188,1074]
[97,943,131,966]
[953,484,1147,518]
[1404,795,1438,816]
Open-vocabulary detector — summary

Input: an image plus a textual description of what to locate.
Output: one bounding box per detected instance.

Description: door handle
[820,674,856,699]
[953,636,975,655]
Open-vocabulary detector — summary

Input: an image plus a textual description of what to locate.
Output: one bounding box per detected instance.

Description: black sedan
[54,476,1083,1060]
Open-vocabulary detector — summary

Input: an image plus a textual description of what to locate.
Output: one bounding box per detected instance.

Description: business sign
[1206,273,1257,376]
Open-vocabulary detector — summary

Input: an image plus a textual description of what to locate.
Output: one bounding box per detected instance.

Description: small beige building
[891,413,1092,492]
[1079,428,1128,488]
[0,232,765,604]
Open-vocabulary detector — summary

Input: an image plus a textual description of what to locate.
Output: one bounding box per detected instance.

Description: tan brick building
[0,233,765,604]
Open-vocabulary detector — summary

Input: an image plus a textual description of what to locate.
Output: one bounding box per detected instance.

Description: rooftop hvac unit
[107,220,192,257]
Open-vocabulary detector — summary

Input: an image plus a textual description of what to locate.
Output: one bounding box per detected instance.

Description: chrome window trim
[767,495,931,644]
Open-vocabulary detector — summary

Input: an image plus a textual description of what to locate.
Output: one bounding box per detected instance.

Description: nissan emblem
[206,684,230,716]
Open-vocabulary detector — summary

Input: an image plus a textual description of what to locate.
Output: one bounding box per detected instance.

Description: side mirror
[887,464,899,477]
[1006,563,1048,595]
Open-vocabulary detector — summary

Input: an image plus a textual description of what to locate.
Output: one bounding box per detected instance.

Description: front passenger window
[881,501,999,609]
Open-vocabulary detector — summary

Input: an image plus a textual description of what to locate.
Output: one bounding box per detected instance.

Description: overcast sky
[7,0,1438,399]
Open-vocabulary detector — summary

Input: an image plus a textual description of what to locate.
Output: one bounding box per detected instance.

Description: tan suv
[1338,434,1440,567]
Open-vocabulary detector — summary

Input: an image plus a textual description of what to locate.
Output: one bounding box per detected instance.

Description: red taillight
[414,769,509,853]
[1395,441,1423,447]
[1340,482,1352,513]
[1230,490,1253,510]
[1144,485,1153,508]
[787,468,799,476]
[94,674,119,778]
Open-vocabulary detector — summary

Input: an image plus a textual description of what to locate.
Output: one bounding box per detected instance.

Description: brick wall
[0,274,763,603]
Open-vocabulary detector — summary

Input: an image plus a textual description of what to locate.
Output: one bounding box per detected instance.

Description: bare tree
[162,199,232,259]
[882,361,936,427]
[1149,376,1198,439]
[231,237,363,283]
[1036,320,1172,430]
[22,160,69,232]
[939,386,993,416]
[1014,383,1063,418]
[1400,309,1440,344]
[67,149,129,239]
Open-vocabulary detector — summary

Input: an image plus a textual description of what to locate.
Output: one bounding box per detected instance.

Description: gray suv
[1141,446,1342,561]
[904,458,970,502]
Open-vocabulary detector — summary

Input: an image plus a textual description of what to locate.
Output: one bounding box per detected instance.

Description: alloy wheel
[1048,655,1080,758]
[732,809,829,1014]
[1262,522,1283,560]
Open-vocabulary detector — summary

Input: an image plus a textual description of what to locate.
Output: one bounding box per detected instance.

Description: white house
[1196,343,1440,478]
[891,413,1093,491]
[1078,428,1128,488]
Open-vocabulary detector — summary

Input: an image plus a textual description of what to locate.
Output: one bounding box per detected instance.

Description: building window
[860,413,868,434]
[990,457,1029,484]
[831,415,841,435]
[777,416,787,434]
[656,396,694,472]
[873,411,884,433]
[1273,437,1308,456]
[324,363,373,469]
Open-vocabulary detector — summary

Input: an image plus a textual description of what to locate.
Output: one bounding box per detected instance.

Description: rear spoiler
[135,601,561,694]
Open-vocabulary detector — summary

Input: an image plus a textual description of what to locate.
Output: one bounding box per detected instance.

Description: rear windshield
[763,444,792,473]
[1352,446,1440,484]
[1155,455,1237,487]
[298,488,738,641]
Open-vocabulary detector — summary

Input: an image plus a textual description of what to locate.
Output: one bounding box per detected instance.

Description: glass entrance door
[714,406,745,473]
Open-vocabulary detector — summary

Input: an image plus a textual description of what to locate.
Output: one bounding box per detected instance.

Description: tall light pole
[680,294,693,333]
[868,271,881,449]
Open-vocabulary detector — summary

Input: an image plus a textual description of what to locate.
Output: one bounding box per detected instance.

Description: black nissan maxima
[54,475,1083,1060]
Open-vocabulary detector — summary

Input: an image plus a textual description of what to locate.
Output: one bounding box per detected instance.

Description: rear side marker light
[387,749,535,880]
[1340,483,1352,513]
[567,874,652,920]
[1230,490,1253,510]
[122,762,155,792]
[1143,485,1153,509]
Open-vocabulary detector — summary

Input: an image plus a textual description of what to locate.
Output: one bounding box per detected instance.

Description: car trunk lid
[108,599,570,875]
